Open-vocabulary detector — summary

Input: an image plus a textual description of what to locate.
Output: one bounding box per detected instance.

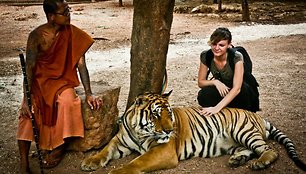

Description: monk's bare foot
[42,144,66,169]
[19,165,32,174]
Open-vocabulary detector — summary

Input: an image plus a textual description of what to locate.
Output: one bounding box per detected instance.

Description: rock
[68,86,120,152]
[174,5,192,14]
[191,4,214,13]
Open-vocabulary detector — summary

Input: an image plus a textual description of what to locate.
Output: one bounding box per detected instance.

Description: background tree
[218,0,222,12]
[126,0,175,109]
[241,0,250,21]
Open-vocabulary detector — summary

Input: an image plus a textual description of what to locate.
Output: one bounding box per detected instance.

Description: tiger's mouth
[155,131,173,144]
[157,136,170,143]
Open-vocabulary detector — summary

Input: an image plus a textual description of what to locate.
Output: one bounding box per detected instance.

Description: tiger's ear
[135,97,143,106]
[162,90,173,98]
[135,94,149,106]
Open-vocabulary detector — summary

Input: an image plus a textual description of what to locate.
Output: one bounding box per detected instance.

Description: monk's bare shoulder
[26,24,50,61]
[27,24,56,54]
[27,24,48,47]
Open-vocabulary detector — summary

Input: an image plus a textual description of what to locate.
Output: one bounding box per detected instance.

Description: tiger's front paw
[81,156,101,172]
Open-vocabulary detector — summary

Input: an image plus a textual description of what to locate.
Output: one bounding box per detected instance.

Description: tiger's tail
[265,120,306,171]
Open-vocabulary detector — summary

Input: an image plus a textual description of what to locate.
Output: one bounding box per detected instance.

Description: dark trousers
[197,82,259,112]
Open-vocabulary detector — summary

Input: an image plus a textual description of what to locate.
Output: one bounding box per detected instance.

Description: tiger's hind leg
[251,147,278,170]
[228,147,256,167]
[244,133,279,170]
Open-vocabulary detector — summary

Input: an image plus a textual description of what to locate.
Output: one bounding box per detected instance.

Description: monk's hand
[86,94,103,110]
[19,97,32,118]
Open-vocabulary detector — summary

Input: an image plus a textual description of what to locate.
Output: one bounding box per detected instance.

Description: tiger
[81,91,306,174]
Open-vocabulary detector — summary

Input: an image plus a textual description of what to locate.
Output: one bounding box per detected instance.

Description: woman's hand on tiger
[213,80,230,97]
[199,107,220,117]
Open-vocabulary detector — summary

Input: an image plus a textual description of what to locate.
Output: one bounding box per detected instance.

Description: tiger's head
[128,90,175,144]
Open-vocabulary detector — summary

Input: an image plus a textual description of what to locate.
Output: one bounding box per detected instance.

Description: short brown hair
[208,27,232,45]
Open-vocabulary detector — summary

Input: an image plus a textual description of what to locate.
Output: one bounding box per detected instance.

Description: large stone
[68,85,120,152]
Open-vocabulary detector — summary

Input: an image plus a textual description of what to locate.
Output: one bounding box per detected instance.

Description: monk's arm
[25,31,39,98]
[19,30,39,117]
[78,55,102,110]
[78,55,93,96]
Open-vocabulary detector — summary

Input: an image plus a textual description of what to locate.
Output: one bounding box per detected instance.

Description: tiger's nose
[163,129,173,134]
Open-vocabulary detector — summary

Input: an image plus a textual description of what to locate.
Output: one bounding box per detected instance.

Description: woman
[197,27,259,116]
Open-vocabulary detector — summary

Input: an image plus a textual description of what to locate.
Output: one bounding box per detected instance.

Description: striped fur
[81,92,306,174]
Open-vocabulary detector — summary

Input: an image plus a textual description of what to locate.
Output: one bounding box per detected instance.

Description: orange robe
[17,24,94,150]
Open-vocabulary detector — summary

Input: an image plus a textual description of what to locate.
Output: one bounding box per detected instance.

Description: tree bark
[242,0,250,21]
[218,0,222,12]
[126,0,175,109]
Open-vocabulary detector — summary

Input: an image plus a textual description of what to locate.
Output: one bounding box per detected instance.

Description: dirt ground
[0,0,305,174]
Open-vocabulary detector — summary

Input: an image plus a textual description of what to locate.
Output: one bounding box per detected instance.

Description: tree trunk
[126,0,175,109]
[119,0,123,7]
[218,0,222,12]
[241,0,250,21]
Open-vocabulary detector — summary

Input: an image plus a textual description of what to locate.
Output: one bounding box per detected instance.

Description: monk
[17,0,102,173]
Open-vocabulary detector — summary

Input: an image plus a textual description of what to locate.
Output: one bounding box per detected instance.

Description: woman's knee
[197,87,221,107]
